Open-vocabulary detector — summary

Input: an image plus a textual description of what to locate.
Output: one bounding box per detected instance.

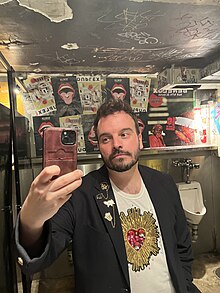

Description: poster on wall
[195,89,216,106]
[59,115,86,153]
[148,89,195,147]
[211,103,220,135]
[51,76,83,117]
[105,77,130,104]
[24,76,56,116]
[81,114,99,153]
[134,112,149,148]
[148,123,166,148]
[77,75,103,114]
[33,115,60,156]
[194,90,217,145]
[130,76,151,112]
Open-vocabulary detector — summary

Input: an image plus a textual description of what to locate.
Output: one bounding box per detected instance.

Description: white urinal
[176,181,206,225]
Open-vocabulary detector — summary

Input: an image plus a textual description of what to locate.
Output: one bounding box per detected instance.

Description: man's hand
[19,165,83,249]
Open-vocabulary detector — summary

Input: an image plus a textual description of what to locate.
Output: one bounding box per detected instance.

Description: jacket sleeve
[13,198,75,276]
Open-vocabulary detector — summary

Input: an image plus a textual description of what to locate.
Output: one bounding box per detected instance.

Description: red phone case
[43,127,77,176]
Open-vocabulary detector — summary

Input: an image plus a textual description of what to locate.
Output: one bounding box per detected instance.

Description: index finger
[37,165,61,184]
[49,169,84,192]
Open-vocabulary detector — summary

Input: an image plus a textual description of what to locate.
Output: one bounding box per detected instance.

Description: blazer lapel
[93,167,130,287]
[139,165,172,245]
[139,166,180,288]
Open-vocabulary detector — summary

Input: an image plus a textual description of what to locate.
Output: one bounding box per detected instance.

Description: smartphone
[43,127,77,177]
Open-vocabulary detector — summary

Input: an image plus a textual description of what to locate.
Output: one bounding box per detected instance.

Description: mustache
[109,149,132,160]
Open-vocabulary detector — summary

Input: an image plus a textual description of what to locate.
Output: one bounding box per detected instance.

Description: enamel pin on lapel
[103,199,116,227]
[100,182,110,199]
[96,183,116,228]
[96,182,109,200]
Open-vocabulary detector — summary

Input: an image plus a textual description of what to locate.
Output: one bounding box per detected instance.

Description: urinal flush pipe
[172,158,200,184]
[190,224,199,242]
[185,166,191,184]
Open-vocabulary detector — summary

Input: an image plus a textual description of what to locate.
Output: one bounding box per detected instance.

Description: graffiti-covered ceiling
[0,0,220,75]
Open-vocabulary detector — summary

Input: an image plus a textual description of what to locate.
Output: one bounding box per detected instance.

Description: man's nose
[112,137,122,149]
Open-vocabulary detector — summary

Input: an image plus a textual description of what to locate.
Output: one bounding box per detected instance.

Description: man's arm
[17,165,83,258]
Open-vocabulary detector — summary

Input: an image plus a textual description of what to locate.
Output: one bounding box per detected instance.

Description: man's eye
[101,137,110,144]
[121,132,129,138]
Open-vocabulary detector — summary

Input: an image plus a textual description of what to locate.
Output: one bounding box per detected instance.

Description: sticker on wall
[130,76,151,112]
[33,115,60,156]
[51,76,83,117]
[148,89,195,147]
[134,112,150,148]
[77,75,102,114]
[24,76,56,116]
[105,77,130,104]
[81,114,99,153]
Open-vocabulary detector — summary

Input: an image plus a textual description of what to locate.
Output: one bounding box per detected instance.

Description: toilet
[176,181,206,225]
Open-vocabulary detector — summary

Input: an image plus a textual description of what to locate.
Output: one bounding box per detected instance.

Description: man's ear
[138,133,144,150]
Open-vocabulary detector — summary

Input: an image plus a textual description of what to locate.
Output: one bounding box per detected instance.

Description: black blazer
[15,164,201,293]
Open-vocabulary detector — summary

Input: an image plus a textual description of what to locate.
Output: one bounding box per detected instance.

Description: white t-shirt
[111,179,176,293]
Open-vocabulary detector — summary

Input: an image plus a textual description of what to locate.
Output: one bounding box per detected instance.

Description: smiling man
[14,99,200,293]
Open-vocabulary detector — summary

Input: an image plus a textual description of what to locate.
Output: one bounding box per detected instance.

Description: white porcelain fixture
[176,181,206,225]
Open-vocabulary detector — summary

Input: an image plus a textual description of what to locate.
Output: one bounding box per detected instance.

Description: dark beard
[101,147,140,172]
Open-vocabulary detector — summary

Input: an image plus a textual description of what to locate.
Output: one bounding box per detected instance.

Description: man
[14,99,200,293]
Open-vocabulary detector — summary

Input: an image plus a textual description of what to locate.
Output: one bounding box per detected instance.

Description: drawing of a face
[88,125,98,146]
[58,83,75,105]
[134,84,145,101]
[38,81,51,96]
[110,83,126,100]
[152,124,163,138]
[137,118,145,134]
[38,122,54,137]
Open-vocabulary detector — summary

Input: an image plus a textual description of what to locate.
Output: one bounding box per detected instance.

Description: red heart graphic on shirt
[127,228,146,251]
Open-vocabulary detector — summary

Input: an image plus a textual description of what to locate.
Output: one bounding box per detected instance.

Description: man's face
[96,111,143,172]
[153,126,163,138]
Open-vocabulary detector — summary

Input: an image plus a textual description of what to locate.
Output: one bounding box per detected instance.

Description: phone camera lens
[61,130,76,145]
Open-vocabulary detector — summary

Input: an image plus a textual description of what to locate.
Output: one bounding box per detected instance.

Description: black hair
[93,99,140,136]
